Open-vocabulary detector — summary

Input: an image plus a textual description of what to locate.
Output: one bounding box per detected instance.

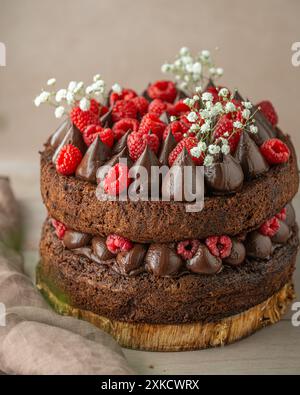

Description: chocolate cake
[35,49,299,351]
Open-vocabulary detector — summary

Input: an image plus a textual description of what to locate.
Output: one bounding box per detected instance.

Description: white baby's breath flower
[79,97,91,111]
[195,86,202,93]
[184,75,191,82]
[93,74,101,82]
[218,87,229,97]
[34,96,41,107]
[47,78,56,86]
[200,122,211,133]
[216,68,224,76]
[198,141,207,152]
[68,81,77,93]
[180,47,190,56]
[181,55,193,65]
[174,59,182,68]
[55,89,67,103]
[233,121,243,129]
[185,63,193,73]
[193,95,200,101]
[190,123,200,131]
[208,144,221,155]
[223,132,229,137]
[112,83,122,94]
[201,92,213,102]
[249,125,258,134]
[85,85,94,95]
[187,111,198,122]
[204,154,214,166]
[179,81,188,90]
[225,102,236,113]
[66,91,75,105]
[205,100,213,110]
[55,106,65,119]
[209,67,217,76]
[211,102,224,116]
[200,109,210,119]
[74,81,84,94]
[190,146,201,158]
[38,91,51,104]
[161,63,170,73]
[170,116,177,122]
[183,98,193,107]
[242,101,253,109]
[242,108,251,119]
[221,144,230,155]
[192,62,202,74]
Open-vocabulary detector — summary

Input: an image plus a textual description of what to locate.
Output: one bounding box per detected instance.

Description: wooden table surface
[1,159,299,375]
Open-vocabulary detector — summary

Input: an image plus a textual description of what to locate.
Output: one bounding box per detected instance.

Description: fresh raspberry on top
[112,118,139,140]
[147,80,177,103]
[257,100,278,126]
[83,124,114,147]
[213,115,241,153]
[276,208,287,221]
[106,234,133,254]
[177,240,200,260]
[168,136,204,166]
[259,216,280,237]
[103,163,131,196]
[89,98,100,116]
[148,99,170,116]
[70,106,100,133]
[111,99,138,123]
[127,131,160,161]
[100,105,109,116]
[205,235,232,259]
[260,138,290,164]
[168,99,190,117]
[138,113,166,140]
[51,218,67,240]
[132,96,149,117]
[110,88,137,106]
[56,144,83,176]
[163,120,189,143]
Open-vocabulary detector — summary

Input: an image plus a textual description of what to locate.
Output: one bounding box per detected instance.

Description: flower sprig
[34,74,107,118]
[161,47,223,95]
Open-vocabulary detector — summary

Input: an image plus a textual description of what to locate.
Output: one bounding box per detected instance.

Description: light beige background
[0,0,300,374]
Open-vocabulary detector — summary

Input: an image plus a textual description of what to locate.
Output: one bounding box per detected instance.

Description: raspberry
[147,80,177,103]
[127,132,160,161]
[259,216,280,237]
[83,124,114,147]
[70,106,99,133]
[163,121,188,143]
[276,208,287,221]
[213,115,241,153]
[100,105,109,116]
[205,235,232,259]
[132,96,149,117]
[257,100,278,126]
[111,99,138,123]
[56,144,83,175]
[106,234,133,254]
[177,240,200,260]
[168,137,204,166]
[168,99,190,117]
[138,113,166,140]
[110,88,137,106]
[103,163,131,195]
[260,138,290,164]
[205,86,220,104]
[112,118,139,140]
[89,99,100,116]
[51,218,67,240]
[148,99,170,116]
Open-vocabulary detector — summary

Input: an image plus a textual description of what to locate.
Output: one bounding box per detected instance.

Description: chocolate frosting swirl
[76,136,111,183]
[145,244,183,277]
[234,132,269,179]
[224,239,246,266]
[52,124,86,164]
[115,244,147,275]
[204,154,244,194]
[63,230,92,249]
[186,244,222,274]
[92,236,114,260]
[159,130,177,166]
[245,231,272,259]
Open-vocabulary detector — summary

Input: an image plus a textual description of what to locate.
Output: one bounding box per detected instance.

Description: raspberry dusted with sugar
[106,234,133,254]
[276,208,287,221]
[257,100,278,126]
[260,138,290,165]
[168,137,204,166]
[70,106,99,133]
[177,240,200,260]
[213,115,241,153]
[138,113,166,140]
[127,132,160,161]
[56,144,83,176]
[163,120,189,143]
[51,219,67,240]
[83,125,114,148]
[259,217,280,237]
[148,99,170,116]
[112,99,138,123]
[110,88,137,106]
[205,236,232,259]
[112,118,139,140]
[103,163,131,195]
[132,96,149,117]
[147,80,177,103]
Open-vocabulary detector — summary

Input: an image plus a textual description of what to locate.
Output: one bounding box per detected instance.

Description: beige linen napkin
[0,176,133,375]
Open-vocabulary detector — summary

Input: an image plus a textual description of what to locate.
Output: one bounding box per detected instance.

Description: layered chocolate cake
[36,49,299,351]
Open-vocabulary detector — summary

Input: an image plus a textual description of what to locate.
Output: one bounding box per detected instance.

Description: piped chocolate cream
[204,154,244,194]
[251,107,277,146]
[63,230,92,249]
[234,132,269,179]
[76,136,111,183]
[92,237,114,260]
[112,130,131,155]
[145,244,183,277]
[245,231,272,259]
[52,124,86,164]
[114,244,147,275]
[159,112,169,125]
[224,239,246,266]
[186,244,222,274]
[50,118,72,149]
[159,130,177,166]
[100,108,113,128]
[233,90,245,102]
